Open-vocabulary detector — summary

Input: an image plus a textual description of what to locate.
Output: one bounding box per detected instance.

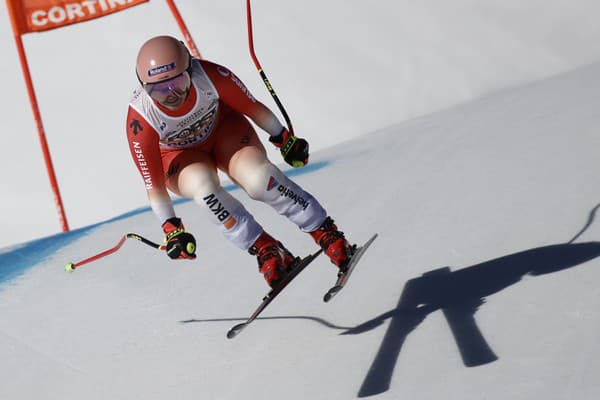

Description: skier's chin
[161,96,185,110]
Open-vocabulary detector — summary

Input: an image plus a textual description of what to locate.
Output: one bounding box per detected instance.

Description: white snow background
[2,1,600,399]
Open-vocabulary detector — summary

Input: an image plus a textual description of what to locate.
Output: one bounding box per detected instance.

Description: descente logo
[28,1,144,28]
[267,176,279,191]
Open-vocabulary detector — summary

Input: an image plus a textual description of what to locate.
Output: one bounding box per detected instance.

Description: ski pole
[246,0,294,135]
[64,233,165,273]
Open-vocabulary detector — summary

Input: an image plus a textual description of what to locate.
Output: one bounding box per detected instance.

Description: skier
[126,35,352,287]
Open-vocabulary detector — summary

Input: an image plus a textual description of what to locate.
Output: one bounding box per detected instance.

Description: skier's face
[144,71,191,109]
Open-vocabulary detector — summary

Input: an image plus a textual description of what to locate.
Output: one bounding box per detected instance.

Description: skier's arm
[202,60,309,167]
[126,107,197,260]
[201,60,285,137]
[126,106,176,223]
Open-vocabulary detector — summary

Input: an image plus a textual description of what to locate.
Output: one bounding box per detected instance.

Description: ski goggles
[143,71,191,104]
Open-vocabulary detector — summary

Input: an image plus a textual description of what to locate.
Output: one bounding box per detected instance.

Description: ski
[227,249,323,339]
[323,233,378,302]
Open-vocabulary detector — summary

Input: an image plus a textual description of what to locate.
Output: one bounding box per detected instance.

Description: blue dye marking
[0,227,92,286]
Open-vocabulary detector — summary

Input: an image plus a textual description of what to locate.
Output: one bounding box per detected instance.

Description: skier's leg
[234,150,353,268]
[214,114,327,233]
[215,114,354,268]
[165,150,263,251]
[166,147,295,286]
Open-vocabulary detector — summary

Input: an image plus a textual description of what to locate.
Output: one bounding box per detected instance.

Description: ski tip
[323,286,341,303]
[227,323,246,339]
[64,262,75,273]
[366,233,379,244]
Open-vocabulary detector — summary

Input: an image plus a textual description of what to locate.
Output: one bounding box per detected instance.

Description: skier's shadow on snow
[350,241,600,398]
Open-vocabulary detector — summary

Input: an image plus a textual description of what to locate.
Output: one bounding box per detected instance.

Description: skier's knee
[178,173,219,199]
[242,162,279,201]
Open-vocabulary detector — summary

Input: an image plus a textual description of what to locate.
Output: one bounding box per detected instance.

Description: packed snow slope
[2,60,600,399]
[2,1,600,246]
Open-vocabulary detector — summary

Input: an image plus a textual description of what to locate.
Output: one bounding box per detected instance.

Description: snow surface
[2,1,600,399]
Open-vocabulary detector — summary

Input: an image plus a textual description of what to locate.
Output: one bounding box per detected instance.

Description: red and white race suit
[126,59,326,250]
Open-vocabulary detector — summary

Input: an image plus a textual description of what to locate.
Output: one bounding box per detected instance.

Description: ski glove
[269,129,309,168]
[162,217,197,260]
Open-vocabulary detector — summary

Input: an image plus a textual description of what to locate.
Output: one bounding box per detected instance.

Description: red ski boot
[310,217,354,271]
[249,231,296,287]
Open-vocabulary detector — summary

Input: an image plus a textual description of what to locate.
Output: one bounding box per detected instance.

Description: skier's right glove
[162,217,197,260]
[269,129,309,168]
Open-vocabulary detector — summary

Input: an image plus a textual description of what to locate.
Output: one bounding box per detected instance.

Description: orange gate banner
[6,0,149,34]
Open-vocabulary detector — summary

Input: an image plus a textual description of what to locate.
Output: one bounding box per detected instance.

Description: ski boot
[310,217,354,272]
[249,231,296,287]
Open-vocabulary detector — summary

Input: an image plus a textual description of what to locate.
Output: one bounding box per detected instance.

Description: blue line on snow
[0,161,329,287]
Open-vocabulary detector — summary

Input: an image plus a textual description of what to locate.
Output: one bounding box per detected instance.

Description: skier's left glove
[162,217,197,260]
[269,129,309,168]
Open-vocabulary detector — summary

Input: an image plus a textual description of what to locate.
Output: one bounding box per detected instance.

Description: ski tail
[227,249,322,339]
